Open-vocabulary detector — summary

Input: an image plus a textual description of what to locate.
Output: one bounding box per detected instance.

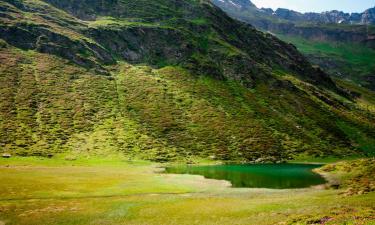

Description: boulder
[2,153,11,158]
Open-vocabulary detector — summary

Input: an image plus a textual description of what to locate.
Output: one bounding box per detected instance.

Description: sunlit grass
[0,157,374,225]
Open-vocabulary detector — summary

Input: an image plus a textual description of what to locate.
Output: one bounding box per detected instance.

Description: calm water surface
[165,164,326,189]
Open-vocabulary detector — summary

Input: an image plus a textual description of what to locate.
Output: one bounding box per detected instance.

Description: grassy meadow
[0,156,374,225]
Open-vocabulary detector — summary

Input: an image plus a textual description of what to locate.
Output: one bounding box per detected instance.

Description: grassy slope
[1,45,375,161]
[0,157,374,225]
[273,36,375,154]
[1,0,375,161]
[277,35,375,88]
[0,46,118,155]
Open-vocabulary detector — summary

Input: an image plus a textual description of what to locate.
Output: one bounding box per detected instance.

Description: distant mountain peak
[213,0,255,10]
[214,0,375,25]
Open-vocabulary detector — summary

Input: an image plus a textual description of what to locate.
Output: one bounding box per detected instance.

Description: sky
[251,0,375,13]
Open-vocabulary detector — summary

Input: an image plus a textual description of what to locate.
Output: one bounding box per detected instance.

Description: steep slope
[0,0,339,88]
[0,0,374,161]
[212,0,375,90]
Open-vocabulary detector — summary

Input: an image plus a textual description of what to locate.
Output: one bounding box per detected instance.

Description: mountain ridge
[214,0,375,25]
[262,7,375,25]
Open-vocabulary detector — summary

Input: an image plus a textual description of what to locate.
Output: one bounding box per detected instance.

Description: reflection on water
[165,164,326,189]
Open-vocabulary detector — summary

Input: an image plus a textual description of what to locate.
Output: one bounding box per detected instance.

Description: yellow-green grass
[0,157,374,225]
[2,46,369,161]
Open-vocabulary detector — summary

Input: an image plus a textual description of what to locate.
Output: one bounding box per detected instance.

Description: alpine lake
[165,163,326,189]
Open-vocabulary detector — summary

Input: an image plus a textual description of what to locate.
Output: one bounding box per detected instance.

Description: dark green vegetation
[165,164,326,188]
[1,0,375,162]
[0,157,374,225]
[211,0,375,90]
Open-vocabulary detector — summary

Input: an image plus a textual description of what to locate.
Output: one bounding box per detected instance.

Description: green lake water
[165,164,326,189]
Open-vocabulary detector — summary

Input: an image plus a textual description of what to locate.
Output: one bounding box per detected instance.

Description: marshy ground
[0,156,374,225]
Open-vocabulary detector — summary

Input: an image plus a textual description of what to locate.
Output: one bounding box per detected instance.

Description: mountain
[212,0,375,46]
[0,0,374,162]
[1,0,335,87]
[263,7,375,25]
[212,0,375,90]
[213,0,375,25]
[211,0,375,46]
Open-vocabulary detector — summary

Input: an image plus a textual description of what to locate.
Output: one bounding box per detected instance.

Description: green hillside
[0,0,375,162]
[1,45,375,161]
[277,35,375,90]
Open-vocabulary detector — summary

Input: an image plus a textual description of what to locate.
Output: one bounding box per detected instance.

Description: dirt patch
[313,169,340,189]
[162,173,231,189]
[18,204,82,217]
[0,221,5,225]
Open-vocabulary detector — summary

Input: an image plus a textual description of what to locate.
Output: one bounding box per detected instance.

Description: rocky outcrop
[86,26,193,65]
[211,0,255,10]
[43,0,204,21]
[0,23,113,74]
[0,0,115,74]
[361,7,375,24]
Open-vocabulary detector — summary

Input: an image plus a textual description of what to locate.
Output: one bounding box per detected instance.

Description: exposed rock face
[86,26,193,65]
[0,23,113,75]
[212,0,255,10]
[43,0,205,21]
[272,8,304,22]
